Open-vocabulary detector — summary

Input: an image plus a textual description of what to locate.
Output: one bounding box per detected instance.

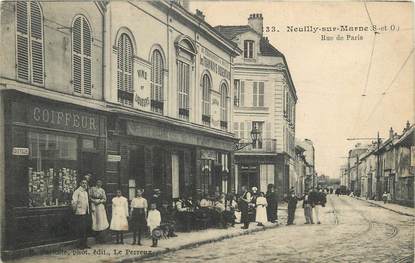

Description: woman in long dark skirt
[130,189,148,245]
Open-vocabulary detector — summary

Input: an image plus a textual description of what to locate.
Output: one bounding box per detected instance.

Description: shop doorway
[129,147,145,192]
[241,171,259,189]
[80,151,101,183]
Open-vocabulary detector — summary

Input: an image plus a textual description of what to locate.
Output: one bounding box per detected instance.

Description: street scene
[0,0,413,262]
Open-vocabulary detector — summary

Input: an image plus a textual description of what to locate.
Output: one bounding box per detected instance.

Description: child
[255,192,268,226]
[147,203,161,247]
[130,189,148,245]
[110,190,129,244]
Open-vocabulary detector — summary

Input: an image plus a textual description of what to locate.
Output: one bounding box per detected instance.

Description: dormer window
[244,40,254,59]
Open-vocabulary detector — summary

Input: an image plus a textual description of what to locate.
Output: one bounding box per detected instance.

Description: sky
[190,1,414,178]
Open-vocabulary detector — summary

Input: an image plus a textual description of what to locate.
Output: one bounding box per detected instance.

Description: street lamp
[233,127,260,151]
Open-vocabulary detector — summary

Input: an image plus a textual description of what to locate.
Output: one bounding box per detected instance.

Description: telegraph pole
[376,131,381,200]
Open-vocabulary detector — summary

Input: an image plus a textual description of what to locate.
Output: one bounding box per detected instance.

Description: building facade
[343,122,414,206]
[0,0,241,254]
[215,14,297,196]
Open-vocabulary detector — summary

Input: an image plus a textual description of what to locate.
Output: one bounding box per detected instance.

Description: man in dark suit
[286,189,298,225]
[239,185,252,229]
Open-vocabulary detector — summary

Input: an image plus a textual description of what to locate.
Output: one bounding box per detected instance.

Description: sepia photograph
[0,0,414,262]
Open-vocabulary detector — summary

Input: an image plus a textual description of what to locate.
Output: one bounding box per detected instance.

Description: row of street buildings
[0,0,315,254]
[340,122,414,207]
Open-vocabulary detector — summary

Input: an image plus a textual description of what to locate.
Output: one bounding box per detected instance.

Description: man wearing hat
[286,188,298,225]
[239,185,252,229]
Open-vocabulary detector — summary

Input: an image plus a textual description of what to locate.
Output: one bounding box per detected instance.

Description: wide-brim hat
[152,227,163,239]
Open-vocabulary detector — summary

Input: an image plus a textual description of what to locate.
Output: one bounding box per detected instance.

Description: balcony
[236,138,277,153]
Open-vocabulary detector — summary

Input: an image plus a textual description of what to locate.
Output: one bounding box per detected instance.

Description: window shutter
[82,18,92,95]
[126,38,133,93]
[259,82,264,106]
[30,2,43,85]
[73,55,82,93]
[240,122,245,140]
[246,121,252,141]
[16,2,29,81]
[83,57,91,95]
[72,18,82,93]
[266,122,271,151]
[17,35,29,81]
[117,37,123,92]
[234,122,239,138]
[253,82,257,107]
[240,81,245,106]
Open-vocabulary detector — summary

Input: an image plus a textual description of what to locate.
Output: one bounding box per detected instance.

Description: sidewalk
[356,197,415,217]
[7,208,288,263]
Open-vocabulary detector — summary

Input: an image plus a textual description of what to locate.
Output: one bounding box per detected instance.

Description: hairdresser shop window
[27,132,78,207]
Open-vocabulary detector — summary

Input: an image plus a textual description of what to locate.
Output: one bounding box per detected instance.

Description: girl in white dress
[256,192,268,226]
[110,190,129,244]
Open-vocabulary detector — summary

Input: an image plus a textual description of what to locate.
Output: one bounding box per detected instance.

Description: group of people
[71,175,328,249]
[238,184,279,229]
[286,187,327,226]
[71,176,176,249]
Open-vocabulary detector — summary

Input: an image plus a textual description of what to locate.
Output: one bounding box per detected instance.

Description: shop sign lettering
[28,105,100,136]
[200,56,230,80]
[201,149,216,160]
[12,147,29,156]
[135,94,150,107]
[107,155,122,162]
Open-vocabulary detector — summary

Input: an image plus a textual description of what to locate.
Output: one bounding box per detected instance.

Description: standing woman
[89,180,109,243]
[110,190,129,244]
[130,189,148,245]
[266,184,278,224]
[255,192,268,226]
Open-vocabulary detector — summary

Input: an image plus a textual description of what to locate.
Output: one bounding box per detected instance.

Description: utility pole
[376,131,381,200]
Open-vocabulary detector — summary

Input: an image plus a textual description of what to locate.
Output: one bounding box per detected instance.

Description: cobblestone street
[142,195,414,263]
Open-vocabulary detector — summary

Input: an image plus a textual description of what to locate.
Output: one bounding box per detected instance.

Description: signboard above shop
[12,147,29,156]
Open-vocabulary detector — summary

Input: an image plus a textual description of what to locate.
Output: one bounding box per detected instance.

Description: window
[234,79,245,107]
[117,33,134,106]
[16,1,44,85]
[178,60,190,120]
[72,16,92,95]
[201,74,211,126]
[252,121,264,149]
[27,132,78,207]
[244,40,254,59]
[150,50,164,114]
[253,82,264,107]
[220,83,228,130]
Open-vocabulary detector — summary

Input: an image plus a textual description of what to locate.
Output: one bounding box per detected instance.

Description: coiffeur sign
[28,104,100,136]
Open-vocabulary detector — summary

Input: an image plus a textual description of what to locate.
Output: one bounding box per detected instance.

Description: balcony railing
[236,138,277,153]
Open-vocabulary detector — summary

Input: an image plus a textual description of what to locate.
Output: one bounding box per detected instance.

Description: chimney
[248,13,263,36]
[406,120,410,129]
[389,127,394,139]
[195,9,205,20]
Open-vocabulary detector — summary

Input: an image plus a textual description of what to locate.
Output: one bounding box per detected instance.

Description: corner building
[104,1,241,202]
[216,14,297,196]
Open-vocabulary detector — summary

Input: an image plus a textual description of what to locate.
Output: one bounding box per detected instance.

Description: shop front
[3,91,107,251]
[234,154,279,194]
[105,112,235,203]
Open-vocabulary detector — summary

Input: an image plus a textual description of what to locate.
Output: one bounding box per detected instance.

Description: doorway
[241,171,259,189]
[80,151,101,183]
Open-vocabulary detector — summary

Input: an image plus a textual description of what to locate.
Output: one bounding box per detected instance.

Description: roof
[214,25,284,57]
[260,37,284,57]
[214,24,297,100]
[214,25,255,40]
